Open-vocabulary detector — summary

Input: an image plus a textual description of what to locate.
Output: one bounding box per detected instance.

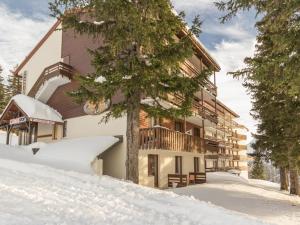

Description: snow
[0,136,119,174]
[0,131,18,145]
[93,21,105,26]
[95,75,107,83]
[3,94,63,123]
[0,158,267,225]
[172,172,300,225]
[35,75,71,102]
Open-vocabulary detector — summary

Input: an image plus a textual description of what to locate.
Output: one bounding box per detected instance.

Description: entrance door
[148,154,159,187]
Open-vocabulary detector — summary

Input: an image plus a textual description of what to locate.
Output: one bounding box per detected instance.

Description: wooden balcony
[139,127,204,153]
[232,144,247,151]
[184,60,217,96]
[28,62,74,97]
[205,139,219,152]
[169,94,218,124]
[233,155,240,160]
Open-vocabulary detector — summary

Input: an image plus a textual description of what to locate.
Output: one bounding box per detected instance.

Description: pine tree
[50,0,210,183]
[216,0,300,195]
[6,70,21,101]
[250,155,265,180]
[0,66,8,113]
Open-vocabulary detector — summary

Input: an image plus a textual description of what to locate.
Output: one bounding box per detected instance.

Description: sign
[10,117,27,125]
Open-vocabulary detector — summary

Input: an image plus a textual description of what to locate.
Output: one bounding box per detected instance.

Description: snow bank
[35,136,119,173]
[6,94,63,123]
[0,158,267,225]
[0,136,119,174]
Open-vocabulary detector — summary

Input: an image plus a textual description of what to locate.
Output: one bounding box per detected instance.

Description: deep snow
[0,143,268,225]
[0,136,119,174]
[0,158,267,225]
[172,172,300,225]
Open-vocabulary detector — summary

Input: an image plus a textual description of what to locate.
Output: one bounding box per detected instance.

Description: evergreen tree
[250,155,265,180]
[0,66,8,113]
[50,0,210,183]
[6,70,21,101]
[216,0,300,195]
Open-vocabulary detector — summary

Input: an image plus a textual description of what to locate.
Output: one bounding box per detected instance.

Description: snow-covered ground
[0,143,268,225]
[172,172,300,225]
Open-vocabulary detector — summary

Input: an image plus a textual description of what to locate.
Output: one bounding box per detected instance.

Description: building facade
[0,20,249,188]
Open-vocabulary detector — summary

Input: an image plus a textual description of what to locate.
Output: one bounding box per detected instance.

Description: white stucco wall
[139,150,205,189]
[66,114,127,179]
[19,23,63,95]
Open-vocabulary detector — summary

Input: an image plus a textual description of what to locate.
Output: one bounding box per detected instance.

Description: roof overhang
[0,95,64,127]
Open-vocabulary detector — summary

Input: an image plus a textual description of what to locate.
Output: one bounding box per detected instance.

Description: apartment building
[0,19,249,188]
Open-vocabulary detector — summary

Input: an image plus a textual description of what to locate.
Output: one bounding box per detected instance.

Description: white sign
[10,117,27,125]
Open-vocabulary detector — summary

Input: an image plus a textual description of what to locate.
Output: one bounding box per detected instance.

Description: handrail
[139,127,204,153]
[28,62,74,97]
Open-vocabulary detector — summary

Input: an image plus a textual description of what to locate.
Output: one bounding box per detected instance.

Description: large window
[175,156,183,174]
[194,157,200,173]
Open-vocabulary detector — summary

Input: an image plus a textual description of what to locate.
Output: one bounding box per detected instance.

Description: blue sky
[0,0,257,140]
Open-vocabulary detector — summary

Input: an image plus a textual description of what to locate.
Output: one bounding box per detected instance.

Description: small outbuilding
[0,94,64,145]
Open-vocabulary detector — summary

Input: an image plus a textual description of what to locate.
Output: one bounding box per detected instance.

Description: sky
[0,0,258,142]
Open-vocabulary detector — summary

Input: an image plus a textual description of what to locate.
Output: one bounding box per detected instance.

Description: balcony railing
[184,60,217,96]
[233,155,240,160]
[169,94,218,124]
[28,62,74,97]
[139,127,204,153]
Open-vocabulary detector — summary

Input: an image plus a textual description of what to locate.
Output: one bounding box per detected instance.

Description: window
[175,121,184,132]
[193,127,200,137]
[175,156,182,174]
[194,157,200,173]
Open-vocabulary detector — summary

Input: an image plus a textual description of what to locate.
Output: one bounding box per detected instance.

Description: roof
[14,16,221,76]
[216,99,239,118]
[1,94,63,123]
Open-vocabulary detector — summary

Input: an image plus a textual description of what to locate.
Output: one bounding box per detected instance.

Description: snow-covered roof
[9,94,63,123]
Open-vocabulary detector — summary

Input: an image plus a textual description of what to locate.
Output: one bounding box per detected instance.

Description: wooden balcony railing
[169,94,218,124]
[232,144,247,151]
[184,60,217,96]
[233,155,240,160]
[139,127,204,153]
[28,62,74,97]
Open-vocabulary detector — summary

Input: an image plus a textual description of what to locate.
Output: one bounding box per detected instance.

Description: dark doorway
[148,154,159,187]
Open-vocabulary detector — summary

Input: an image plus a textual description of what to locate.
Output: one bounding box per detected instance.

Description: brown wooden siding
[46,81,85,119]
[62,29,104,75]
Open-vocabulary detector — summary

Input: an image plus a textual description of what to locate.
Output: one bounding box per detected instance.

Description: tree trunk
[126,92,141,184]
[280,167,289,191]
[289,167,299,195]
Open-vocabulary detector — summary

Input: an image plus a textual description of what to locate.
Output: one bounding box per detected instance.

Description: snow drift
[0,156,267,225]
[0,136,119,174]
